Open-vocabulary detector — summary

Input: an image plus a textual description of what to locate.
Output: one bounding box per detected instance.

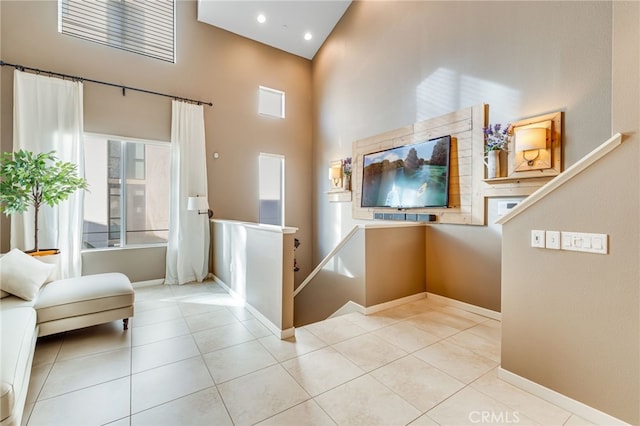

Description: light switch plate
[561,231,608,254]
[531,230,545,248]
[546,231,560,249]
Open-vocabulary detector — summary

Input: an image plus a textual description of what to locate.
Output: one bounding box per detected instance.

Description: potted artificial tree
[0,150,88,255]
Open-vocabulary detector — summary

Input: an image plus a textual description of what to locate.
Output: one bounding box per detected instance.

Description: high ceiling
[197,0,352,60]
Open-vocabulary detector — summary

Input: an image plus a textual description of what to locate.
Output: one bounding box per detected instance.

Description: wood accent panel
[482,177,552,197]
[352,104,487,225]
[507,111,563,178]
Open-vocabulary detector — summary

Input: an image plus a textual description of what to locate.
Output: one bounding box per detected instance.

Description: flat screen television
[361,135,451,209]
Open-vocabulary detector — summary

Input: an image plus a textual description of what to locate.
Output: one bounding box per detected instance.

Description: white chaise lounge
[0,249,135,426]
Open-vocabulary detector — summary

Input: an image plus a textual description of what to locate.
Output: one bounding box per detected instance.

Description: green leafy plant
[0,150,88,253]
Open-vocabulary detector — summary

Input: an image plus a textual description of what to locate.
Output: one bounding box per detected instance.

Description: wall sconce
[188,195,213,218]
[506,111,562,178]
[328,161,342,190]
[516,127,547,166]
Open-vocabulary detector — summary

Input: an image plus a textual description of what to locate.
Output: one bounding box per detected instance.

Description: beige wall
[501,2,639,423]
[0,1,313,285]
[294,224,426,326]
[501,140,639,423]
[312,1,612,311]
[210,220,295,334]
[294,227,366,326]
[82,246,166,283]
[365,226,426,306]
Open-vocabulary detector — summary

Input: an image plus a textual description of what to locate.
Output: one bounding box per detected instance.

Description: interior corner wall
[311,1,612,311]
[0,0,313,285]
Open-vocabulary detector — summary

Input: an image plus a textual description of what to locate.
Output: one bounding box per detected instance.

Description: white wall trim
[132,278,165,288]
[426,292,501,320]
[211,274,226,288]
[243,303,295,339]
[294,225,360,297]
[364,292,427,315]
[497,133,623,224]
[212,274,294,340]
[210,218,298,234]
[329,301,365,318]
[498,367,629,426]
[326,292,499,320]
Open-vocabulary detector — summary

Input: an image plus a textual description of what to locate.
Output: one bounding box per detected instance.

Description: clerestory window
[59,0,176,63]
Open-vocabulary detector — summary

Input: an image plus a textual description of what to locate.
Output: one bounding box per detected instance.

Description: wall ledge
[211,218,298,234]
[497,133,623,225]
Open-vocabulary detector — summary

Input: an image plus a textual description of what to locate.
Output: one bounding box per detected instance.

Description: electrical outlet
[531,230,545,248]
[546,230,560,249]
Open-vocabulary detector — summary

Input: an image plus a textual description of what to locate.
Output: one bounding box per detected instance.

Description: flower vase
[485,150,500,179]
[343,174,351,191]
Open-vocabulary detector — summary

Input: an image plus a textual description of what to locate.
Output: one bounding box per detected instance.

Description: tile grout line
[128,320,133,425]
[29,283,586,426]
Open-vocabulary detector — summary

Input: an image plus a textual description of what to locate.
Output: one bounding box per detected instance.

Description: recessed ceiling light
[304,32,313,41]
[257,14,266,24]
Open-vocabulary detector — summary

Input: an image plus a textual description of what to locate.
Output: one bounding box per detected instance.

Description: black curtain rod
[0,60,213,107]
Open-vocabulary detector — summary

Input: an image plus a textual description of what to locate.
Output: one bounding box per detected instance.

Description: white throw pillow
[0,248,56,301]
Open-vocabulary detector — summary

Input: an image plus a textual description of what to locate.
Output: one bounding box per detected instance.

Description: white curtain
[12,70,85,279]
[165,101,210,285]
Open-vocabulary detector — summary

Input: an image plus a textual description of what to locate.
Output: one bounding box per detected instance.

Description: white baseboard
[498,367,629,425]
[212,274,294,340]
[210,274,227,289]
[364,292,427,315]
[426,292,501,321]
[329,301,365,319]
[243,303,295,339]
[328,292,496,320]
[132,278,165,288]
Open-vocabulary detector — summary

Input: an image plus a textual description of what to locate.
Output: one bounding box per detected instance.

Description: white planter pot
[485,150,501,179]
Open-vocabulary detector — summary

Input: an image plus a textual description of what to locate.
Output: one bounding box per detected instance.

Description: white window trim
[258,86,286,119]
[259,152,285,227]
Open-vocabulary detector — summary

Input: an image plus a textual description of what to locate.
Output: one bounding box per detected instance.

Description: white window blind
[59,0,175,63]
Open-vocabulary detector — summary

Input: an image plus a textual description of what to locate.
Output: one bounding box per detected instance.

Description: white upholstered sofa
[0,249,135,426]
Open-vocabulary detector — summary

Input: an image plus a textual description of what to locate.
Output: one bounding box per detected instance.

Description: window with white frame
[83,134,170,249]
[258,153,285,226]
[258,86,285,118]
[58,0,176,63]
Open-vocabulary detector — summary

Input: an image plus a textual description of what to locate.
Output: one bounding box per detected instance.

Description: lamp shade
[330,166,342,180]
[187,196,209,211]
[516,128,547,151]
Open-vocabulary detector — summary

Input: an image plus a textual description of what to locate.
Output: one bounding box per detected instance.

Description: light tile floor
[23,281,595,426]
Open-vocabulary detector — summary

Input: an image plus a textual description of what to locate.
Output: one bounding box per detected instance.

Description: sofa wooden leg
[123,318,129,330]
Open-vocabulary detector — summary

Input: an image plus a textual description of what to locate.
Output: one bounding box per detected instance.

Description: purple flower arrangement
[342,157,352,176]
[483,123,512,153]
